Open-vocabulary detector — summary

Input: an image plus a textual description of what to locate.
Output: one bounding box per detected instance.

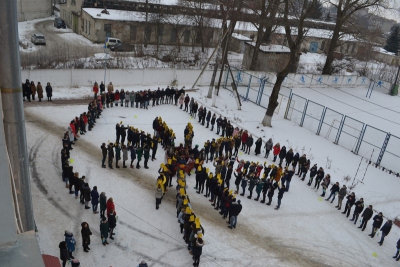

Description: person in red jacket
[273,143,281,162]
[114,90,120,106]
[241,130,248,151]
[93,82,99,99]
[106,197,115,217]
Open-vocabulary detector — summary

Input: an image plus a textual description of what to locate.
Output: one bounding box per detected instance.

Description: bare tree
[262,0,318,126]
[162,13,191,53]
[179,0,214,52]
[322,0,388,74]
[248,0,281,71]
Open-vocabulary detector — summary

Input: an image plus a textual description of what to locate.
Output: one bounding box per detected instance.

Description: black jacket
[380,221,392,235]
[361,207,373,221]
[353,200,364,214]
[59,241,69,261]
[230,203,242,216]
[81,223,92,244]
[372,215,383,228]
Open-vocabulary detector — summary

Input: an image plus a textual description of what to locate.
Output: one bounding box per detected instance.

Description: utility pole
[0,0,35,232]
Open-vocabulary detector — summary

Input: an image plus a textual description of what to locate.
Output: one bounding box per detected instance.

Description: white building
[17,0,52,22]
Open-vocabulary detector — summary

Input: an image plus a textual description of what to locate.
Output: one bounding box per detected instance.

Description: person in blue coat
[91,186,99,214]
[240,175,248,196]
[64,231,76,259]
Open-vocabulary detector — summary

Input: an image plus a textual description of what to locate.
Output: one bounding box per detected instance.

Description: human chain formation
[59,98,148,267]
[54,82,399,266]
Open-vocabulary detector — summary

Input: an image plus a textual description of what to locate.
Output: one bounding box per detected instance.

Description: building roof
[84,8,145,21]
[246,42,291,53]
[231,33,252,41]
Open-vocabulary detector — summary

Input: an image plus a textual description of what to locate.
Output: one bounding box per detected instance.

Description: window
[84,20,87,33]
[170,28,177,43]
[71,0,76,5]
[130,25,137,41]
[104,24,111,37]
[346,43,350,53]
[88,21,90,35]
[183,30,190,43]
[157,25,164,43]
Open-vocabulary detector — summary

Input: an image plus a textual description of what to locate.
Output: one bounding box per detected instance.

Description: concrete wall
[20,69,220,88]
[17,0,52,21]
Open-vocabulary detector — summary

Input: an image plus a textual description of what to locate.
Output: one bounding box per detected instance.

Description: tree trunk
[263,73,285,126]
[249,26,264,70]
[322,22,342,74]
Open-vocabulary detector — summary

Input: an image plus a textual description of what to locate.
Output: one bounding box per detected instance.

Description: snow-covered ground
[25,82,400,267]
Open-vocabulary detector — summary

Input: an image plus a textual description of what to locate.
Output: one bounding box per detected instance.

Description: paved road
[20,18,103,64]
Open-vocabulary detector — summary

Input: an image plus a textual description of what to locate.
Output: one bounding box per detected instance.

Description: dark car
[54,17,66,29]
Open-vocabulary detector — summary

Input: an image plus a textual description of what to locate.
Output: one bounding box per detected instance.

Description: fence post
[316,107,326,135]
[376,133,391,165]
[224,64,230,88]
[284,91,293,119]
[354,124,366,154]
[257,78,266,105]
[334,115,346,144]
[246,75,252,100]
[300,100,309,127]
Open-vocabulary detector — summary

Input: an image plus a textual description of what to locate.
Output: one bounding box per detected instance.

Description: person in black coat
[325,182,340,203]
[358,205,373,231]
[192,238,204,267]
[245,135,253,155]
[350,198,364,224]
[210,114,216,131]
[342,192,356,218]
[314,167,324,189]
[91,186,99,214]
[285,148,294,167]
[101,143,107,168]
[59,241,70,267]
[275,184,286,210]
[81,222,92,252]
[108,210,117,240]
[45,82,52,101]
[82,183,91,209]
[115,123,121,143]
[254,138,262,155]
[369,212,384,238]
[228,199,242,229]
[379,220,393,245]
[278,146,287,166]
[261,178,271,203]
[266,182,277,205]
[394,238,400,261]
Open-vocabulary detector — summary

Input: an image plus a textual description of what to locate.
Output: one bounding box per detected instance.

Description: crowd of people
[54,83,398,266]
[93,81,187,109]
[59,97,151,267]
[22,79,53,102]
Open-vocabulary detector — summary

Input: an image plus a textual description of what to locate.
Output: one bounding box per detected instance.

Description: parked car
[31,34,46,45]
[106,37,123,51]
[54,17,66,29]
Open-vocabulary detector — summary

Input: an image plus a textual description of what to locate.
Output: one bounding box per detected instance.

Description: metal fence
[223,66,400,174]
[223,66,291,116]
[285,94,400,174]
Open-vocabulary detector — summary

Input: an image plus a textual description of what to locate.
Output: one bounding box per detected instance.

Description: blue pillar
[300,100,309,127]
[316,107,327,135]
[335,115,346,144]
[354,124,366,154]
[377,133,391,165]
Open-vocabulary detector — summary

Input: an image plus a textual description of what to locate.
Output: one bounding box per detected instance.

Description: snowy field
[25,83,400,267]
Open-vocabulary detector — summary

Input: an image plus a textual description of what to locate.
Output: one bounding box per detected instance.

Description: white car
[31,34,46,45]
